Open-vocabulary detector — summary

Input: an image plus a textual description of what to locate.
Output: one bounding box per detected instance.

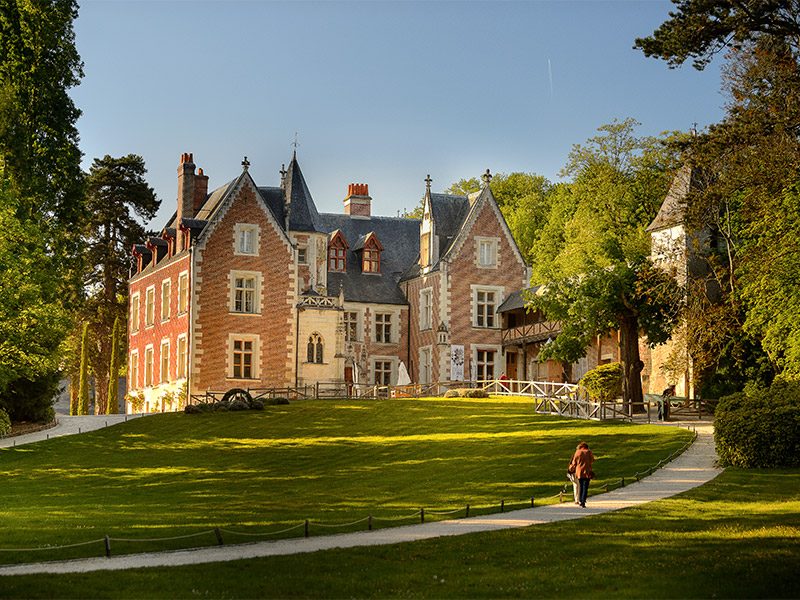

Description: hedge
[0,408,10,437]
[579,362,623,401]
[714,380,800,468]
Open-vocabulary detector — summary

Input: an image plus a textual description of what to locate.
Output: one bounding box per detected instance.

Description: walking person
[568,442,595,508]
[661,385,676,421]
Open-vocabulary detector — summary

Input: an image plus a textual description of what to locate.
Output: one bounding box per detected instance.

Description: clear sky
[72,0,724,228]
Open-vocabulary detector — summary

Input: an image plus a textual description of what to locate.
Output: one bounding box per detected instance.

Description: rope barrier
[311,517,371,529]
[220,523,305,537]
[0,538,105,552]
[110,530,214,543]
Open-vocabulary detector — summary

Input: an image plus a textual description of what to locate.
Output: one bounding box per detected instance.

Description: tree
[106,317,121,414]
[527,120,684,409]
[77,322,89,416]
[635,0,800,70]
[73,154,158,413]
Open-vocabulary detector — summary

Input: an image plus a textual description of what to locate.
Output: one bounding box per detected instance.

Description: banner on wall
[450,345,464,381]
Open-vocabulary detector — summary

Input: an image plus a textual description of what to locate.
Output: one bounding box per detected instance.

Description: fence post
[500,500,505,513]
[420,508,425,523]
[559,491,563,503]
[531,497,534,508]
[214,527,224,546]
[315,382,319,399]
[621,477,625,487]
[368,515,372,531]
[465,504,470,518]
[304,520,309,537]
[104,535,111,558]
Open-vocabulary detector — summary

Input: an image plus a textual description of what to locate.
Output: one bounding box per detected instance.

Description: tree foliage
[635,0,800,70]
[106,316,121,414]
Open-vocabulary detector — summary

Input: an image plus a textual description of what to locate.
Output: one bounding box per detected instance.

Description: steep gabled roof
[284,155,322,233]
[647,164,696,232]
[430,193,470,259]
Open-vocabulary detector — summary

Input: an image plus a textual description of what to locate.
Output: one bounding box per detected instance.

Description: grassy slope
[0,397,690,564]
[2,469,797,599]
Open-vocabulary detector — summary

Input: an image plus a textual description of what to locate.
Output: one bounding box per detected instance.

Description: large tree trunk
[619,313,644,414]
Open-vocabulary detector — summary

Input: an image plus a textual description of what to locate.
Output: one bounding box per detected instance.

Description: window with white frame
[234,224,259,255]
[161,280,171,321]
[129,351,139,390]
[307,333,324,363]
[419,346,432,384]
[160,339,170,383]
[145,287,155,327]
[374,360,392,385]
[476,349,496,381]
[130,293,140,332]
[178,272,189,314]
[419,288,433,330]
[375,313,392,343]
[144,346,154,387]
[477,238,498,268]
[176,335,187,379]
[344,311,359,342]
[230,271,260,314]
[230,336,258,379]
[473,286,502,328]
[297,245,308,264]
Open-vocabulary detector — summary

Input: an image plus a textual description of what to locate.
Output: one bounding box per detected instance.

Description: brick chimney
[176,153,195,252]
[344,183,371,217]
[193,167,209,215]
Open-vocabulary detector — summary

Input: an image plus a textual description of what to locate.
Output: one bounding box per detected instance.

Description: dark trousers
[578,478,590,506]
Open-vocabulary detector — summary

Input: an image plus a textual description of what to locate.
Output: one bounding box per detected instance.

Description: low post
[500,500,505,513]
[531,497,534,508]
[420,508,425,523]
[465,504,470,518]
[304,520,309,538]
[559,491,564,503]
[621,477,625,487]
[104,535,111,558]
[368,515,372,531]
[214,527,224,546]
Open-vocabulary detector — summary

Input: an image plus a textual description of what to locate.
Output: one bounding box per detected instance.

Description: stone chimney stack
[193,167,209,215]
[344,183,371,217]
[176,153,195,252]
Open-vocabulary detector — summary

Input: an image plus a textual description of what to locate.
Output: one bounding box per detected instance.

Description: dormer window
[234,223,259,256]
[360,233,383,274]
[328,230,348,273]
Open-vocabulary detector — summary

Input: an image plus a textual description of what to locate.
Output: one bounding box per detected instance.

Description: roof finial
[292,132,299,159]
[482,168,492,188]
[280,163,287,178]
[691,122,698,136]
[424,174,432,194]
[242,156,250,171]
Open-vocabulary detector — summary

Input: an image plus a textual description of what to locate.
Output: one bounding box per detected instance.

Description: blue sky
[72,1,724,227]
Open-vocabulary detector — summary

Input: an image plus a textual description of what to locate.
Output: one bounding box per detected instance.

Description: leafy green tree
[528,120,683,409]
[106,317,121,414]
[0,185,67,421]
[446,177,481,196]
[77,322,89,416]
[635,0,800,70]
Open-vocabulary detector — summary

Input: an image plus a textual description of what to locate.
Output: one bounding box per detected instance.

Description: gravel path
[0,414,145,449]
[0,421,720,576]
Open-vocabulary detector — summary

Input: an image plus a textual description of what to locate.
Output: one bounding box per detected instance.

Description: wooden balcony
[501,320,561,347]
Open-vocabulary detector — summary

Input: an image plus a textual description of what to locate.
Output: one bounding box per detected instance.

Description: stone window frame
[160,278,171,322]
[145,285,156,328]
[475,236,499,269]
[177,271,189,315]
[306,332,324,364]
[374,312,393,344]
[227,333,260,381]
[130,292,140,333]
[471,285,503,329]
[129,350,139,390]
[418,345,433,385]
[343,309,361,343]
[228,270,262,315]
[419,287,433,331]
[159,338,170,384]
[472,345,501,382]
[297,245,308,265]
[234,223,260,256]
[371,355,397,386]
[176,334,188,380]
[144,344,154,387]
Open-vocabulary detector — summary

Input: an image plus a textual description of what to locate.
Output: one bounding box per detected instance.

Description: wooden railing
[501,320,560,346]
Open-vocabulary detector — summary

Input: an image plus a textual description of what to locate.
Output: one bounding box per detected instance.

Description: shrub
[579,362,623,401]
[266,397,290,405]
[714,380,800,468]
[184,404,201,415]
[443,388,488,398]
[444,390,460,398]
[0,408,10,437]
[250,399,265,410]
[229,399,249,411]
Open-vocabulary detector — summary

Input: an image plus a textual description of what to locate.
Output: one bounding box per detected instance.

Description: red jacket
[569,447,595,479]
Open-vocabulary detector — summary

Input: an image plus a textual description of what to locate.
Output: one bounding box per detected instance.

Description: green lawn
[3,468,795,599]
[0,397,690,565]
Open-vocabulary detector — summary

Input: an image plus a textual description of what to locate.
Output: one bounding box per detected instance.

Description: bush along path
[0,422,720,576]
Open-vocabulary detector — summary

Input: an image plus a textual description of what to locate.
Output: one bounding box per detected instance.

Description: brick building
[126,154,537,412]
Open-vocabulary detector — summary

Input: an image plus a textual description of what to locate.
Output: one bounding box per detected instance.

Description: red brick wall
[192,181,296,392]
[402,273,439,382]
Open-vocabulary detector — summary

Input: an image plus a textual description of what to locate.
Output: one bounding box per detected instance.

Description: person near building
[568,441,595,508]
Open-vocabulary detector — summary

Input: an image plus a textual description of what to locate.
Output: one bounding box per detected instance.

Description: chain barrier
[0,426,699,559]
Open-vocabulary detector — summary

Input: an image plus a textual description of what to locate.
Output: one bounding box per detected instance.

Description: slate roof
[430,193,470,258]
[497,286,542,313]
[647,164,695,232]
[283,155,322,233]
[316,213,421,305]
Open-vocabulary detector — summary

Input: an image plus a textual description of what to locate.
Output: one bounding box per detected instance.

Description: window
[176,336,187,379]
[161,280,171,321]
[130,294,140,333]
[232,339,254,379]
[344,311,359,342]
[329,246,346,272]
[420,288,432,330]
[363,249,380,273]
[374,360,392,385]
[375,313,392,343]
[160,340,170,383]
[145,287,155,327]
[298,246,308,264]
[420,232,431,268]
[129,351,139,390]
[307,333,323,363]
[233,275,257,313]
[144,346,154,387]
[235,224,259,255]
[178,272,189,314]
[419,346,432,384]
[474,289,498,328]
[477,238,498,268]
[476,349,496,381]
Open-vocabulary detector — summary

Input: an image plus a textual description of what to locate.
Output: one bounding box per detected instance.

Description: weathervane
[242,156,250,171]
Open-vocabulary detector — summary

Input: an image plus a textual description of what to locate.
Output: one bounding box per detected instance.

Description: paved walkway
[0,414,144,449]
[0,420,721,576]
